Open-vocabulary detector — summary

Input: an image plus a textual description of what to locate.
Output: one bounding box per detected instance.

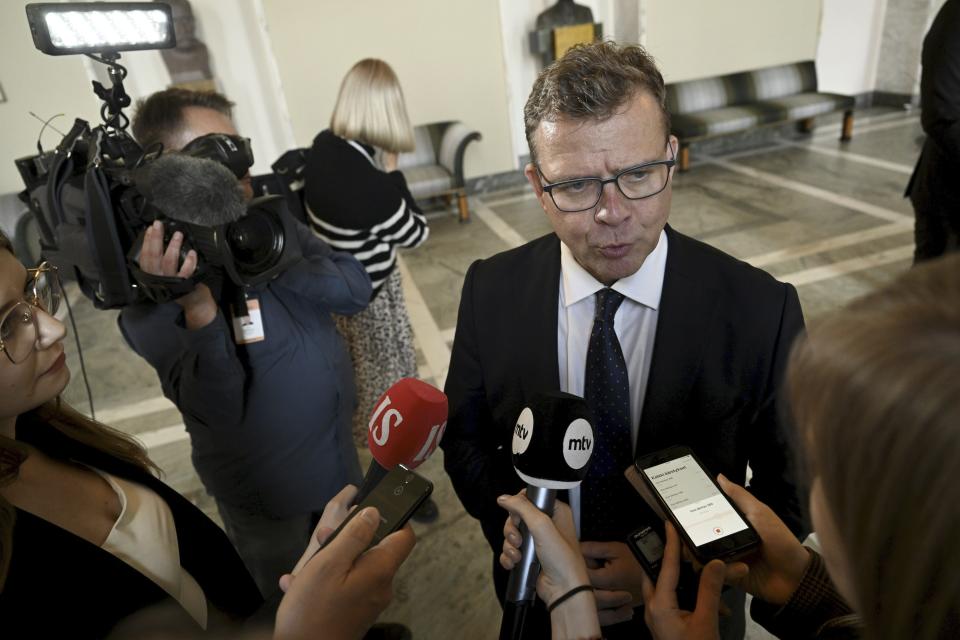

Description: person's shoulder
[468,233,559,280]
[667,226,789,295]
[309,129,343,156]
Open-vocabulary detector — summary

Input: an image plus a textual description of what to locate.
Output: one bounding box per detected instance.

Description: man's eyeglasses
[0,262,63,364]
[537,146,676,213]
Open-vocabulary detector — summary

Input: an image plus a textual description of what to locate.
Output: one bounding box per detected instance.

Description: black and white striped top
[304,130,429,295]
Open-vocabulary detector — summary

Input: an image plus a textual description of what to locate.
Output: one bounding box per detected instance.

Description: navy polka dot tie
[581,288,635,541]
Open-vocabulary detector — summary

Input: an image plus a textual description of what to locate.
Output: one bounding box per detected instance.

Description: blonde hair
[788,254,960,640]
[330,59,414,153]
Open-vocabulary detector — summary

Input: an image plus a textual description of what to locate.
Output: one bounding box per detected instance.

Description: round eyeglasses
[0,262,63,364]
[537,148,676,213]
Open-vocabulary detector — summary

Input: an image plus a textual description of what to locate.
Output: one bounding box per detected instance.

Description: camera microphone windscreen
[135,153,246,226]
[354,378,448,504]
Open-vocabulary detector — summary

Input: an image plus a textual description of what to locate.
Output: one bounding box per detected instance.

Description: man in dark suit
[441,42,806,639]
[906,0,960,262]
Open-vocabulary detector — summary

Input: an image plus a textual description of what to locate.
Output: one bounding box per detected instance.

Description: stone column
[875,0,947,104]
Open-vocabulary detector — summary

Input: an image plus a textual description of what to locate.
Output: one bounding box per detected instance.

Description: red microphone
[353,378,448,504]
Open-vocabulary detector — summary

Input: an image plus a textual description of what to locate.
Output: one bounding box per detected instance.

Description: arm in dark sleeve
[750,550,858,639]
[920,1,960,160]
[441,261,501,527]
[271,221,373,315]
[747,283,809,537]
[379,170,429,249]
[303,137,428,249]
[118,303,245,428]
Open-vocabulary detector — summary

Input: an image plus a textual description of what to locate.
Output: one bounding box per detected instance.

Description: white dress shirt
[557,230,668,534]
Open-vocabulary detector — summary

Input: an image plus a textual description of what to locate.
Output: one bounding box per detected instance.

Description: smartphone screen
[636,447,759,561]
[643,454,749,546]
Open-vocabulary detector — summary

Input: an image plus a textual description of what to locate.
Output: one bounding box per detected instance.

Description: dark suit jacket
[0,414,263,638]
[442,225,807,560]
[906,0,960,254]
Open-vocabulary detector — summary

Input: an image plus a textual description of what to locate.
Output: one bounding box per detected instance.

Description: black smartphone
[320,465,433,551]
[626,525,664,581]
[632,445,760,563]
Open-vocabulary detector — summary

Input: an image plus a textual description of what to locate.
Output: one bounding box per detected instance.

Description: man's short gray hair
[524,41,670,163]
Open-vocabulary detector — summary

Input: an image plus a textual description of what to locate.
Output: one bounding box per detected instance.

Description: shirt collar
[560,229,668,310]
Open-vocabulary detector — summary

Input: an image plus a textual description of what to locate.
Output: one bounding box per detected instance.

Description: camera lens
[226,209,284,274]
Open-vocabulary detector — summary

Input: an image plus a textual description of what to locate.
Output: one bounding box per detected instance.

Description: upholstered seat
[398,121,481,222]
[666,61,855,170]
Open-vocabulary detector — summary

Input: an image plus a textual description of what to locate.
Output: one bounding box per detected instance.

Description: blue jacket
[119,221,371,518]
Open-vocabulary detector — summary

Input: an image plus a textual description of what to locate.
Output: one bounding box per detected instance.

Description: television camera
[16,2,301,309]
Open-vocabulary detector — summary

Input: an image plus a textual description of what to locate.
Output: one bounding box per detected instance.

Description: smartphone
[626,525,664,581]
[630,445,760,563]
[320,465,433,551]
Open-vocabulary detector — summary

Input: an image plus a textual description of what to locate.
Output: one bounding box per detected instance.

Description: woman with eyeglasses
[0,231,414,638]
[499,254,960,640]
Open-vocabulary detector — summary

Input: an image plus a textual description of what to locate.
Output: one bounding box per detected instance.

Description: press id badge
[231,295,266,344]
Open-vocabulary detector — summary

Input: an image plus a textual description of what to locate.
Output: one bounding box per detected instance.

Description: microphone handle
[353,459,389,506]
[500,486,556,640]
[498,602,529,640]
[504,485,556,604]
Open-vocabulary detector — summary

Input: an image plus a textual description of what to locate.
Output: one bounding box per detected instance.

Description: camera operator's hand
[273,506,415,640]
[140,221,217,329]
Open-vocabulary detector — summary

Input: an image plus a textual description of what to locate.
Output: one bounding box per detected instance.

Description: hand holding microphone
[498,495,592,607]
[499,391,597,640]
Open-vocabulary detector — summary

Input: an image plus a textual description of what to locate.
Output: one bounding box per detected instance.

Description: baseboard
[868,91,919,108]
[465,167,528,195]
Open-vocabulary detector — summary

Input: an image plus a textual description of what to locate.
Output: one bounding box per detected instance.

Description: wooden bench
[667,61,855,171]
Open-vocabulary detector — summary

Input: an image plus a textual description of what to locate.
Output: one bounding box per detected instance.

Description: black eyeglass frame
[0,262,62,365]
[536,146,677,213]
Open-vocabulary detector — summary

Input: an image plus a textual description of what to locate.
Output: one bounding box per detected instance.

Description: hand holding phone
[712,475,811,606]
[319,465,433,553]
[275,506,415,640]
[628,446,760,564]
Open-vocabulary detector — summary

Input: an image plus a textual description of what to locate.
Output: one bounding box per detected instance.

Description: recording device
[16,3,301,308]
[629,445,760,563]
[500,392,595,640]
[319,465,433,553]
[626,525,665,582]
[354,378,448,505]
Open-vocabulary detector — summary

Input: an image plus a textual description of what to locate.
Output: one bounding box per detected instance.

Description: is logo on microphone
[562,418,593,470]
[369,394,404,447]
[512,407,534,455]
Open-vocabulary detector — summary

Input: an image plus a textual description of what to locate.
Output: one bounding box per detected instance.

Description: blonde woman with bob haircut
[304,59,431,455]
[499,253,960,640]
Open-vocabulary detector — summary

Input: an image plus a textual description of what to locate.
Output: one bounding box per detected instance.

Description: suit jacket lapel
[637,225,720,453]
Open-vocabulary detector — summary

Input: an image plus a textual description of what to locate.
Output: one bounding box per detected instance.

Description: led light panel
[26,3,175,55]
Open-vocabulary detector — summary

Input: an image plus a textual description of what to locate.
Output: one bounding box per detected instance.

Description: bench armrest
[438,122,482,187]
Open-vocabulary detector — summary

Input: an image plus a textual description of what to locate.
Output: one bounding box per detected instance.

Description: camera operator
[118,88,373,599]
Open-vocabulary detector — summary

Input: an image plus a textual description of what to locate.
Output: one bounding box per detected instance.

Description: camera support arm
[89,52,131,131]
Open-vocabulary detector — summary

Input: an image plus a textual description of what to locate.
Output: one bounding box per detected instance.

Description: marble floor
[54,106,921,638]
